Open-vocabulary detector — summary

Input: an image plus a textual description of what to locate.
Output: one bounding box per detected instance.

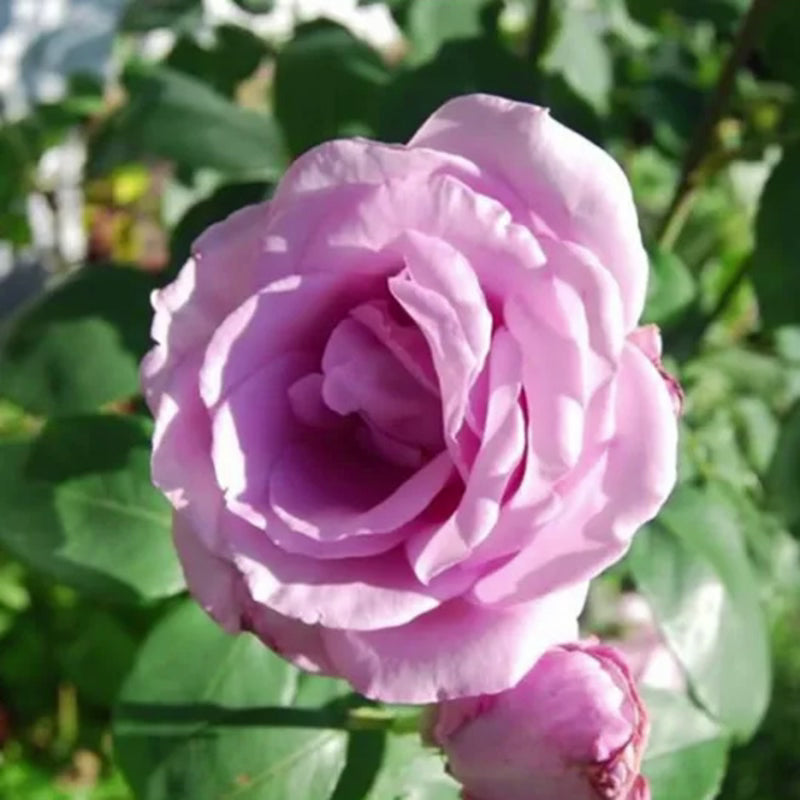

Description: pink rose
[142,94,679,703]
[426,643,650,800]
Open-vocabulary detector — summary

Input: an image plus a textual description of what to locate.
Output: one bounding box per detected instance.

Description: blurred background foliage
[1,0,800,798]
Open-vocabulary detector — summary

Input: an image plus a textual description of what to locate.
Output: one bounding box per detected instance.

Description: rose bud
[142,93,680,703]
[426,643,650,800]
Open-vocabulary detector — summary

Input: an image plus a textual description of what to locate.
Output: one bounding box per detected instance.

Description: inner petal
[388,231,493,478]
[321,314,443,452]
[269,441,454,541]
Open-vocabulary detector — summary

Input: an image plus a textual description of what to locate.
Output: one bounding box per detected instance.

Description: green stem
[656,0,778,249]
[347,706,422,734]
[115,701,422,734]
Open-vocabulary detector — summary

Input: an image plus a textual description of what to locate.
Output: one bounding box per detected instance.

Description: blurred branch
[705,256,753,327]
[665,256,754,361]
[657,0,778,249]
[527,0,553,65]
[660,126,800,251]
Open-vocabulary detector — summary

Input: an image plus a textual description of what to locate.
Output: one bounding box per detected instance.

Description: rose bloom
[426,643,650,800]
[142,94,679,703]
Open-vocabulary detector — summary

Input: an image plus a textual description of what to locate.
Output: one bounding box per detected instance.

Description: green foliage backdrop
[1,0,799,798]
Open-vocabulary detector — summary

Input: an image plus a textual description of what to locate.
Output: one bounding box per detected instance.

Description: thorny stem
[656,0,779,249]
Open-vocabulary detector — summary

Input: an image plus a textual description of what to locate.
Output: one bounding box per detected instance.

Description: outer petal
[173,513,334,674]
[226,513,474,632]
[268,149,546,300]
[142,202,272,409]
[410,94,648,328]
[322,584,588,703]
[469,342,678,607]
[150,353,224,553]
[547,237,625,367]
[506,292,585,482]
[273,137,479,199]
[173,511,242,633]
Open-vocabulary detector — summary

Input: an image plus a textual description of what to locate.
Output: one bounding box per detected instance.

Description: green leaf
[230,0,275,11]
[731,395,779,476]
[89,63,287,179]
[379,37,535,144]
[760,0,800,88]
[406,0,495,64]
[544,5,612,115]
[121,0,202,32]
[768,400,800,528]
[167,25,270,98]
[752,144,800,329]
[0,415,184,603]
[643,689,730,800]
[379,33,602,146]
[643,249,696,326]
[274,20,392,156]
[0,759,76,800]
[59,610,138,707]
[0,561,29,639]
[169,181,272,270]
[630,484,771,740]
[685,347,800,412]
[362,734,458,800]
[0,126,32,211]
[331,729,456,800]
[624,0,747,33]
[115,601,349,800]
[0,265,155,415]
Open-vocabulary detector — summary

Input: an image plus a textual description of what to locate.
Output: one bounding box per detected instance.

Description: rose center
[288,298,444,468]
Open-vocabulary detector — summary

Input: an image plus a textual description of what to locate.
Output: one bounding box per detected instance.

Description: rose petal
[469,341,678,606]
[438,645,642,800]
[143,202,272,409]
[410,94,648,328]
[406,329,526,582]
[546,236,626,367]
[269,147,546,299]
[227,512,473,631]
[210,352,317,523]
[150,354,224,553]
[322,583,588,703]
[269,443,454,541]
[388,231,492,474]
[200,271,382,410]
[506,293,585,483]
[173,511,242,633]
[321,316,442,450]
[174,514,334,673]
[287,372,346,430]
[350,299,439,395]
[273,137,479,199]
